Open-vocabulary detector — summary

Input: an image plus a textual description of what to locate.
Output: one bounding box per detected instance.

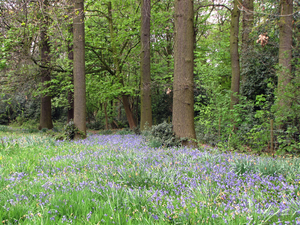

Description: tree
[172,0,196,144]
[277,0,293,114]
[230,0,241,108]
[107,1,137,129]
[241,0,254,90]
[67,25,74,123]
[140,0,152,130]
[73,0,86,138]
[67,1,75,123]
[39,0,53,130]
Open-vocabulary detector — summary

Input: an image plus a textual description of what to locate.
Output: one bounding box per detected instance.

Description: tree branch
[86,45,115,75]
[31,57,69,73]
[195,4,232,13]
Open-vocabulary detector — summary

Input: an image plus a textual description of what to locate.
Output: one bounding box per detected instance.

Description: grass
[0,126,300,224]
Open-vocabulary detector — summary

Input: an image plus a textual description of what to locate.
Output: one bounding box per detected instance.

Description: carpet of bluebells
[1,132,300,224]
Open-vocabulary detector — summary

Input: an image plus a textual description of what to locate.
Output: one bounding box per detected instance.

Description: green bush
[0,125,9,132]
[44,129,66,141]
[149,121,181,148]
[115,128,134,135]
[99,129,113,135]
[0,114,9,125]
[24,128,39,133]
[148,137,163,148]
[63,120,78,140]
[86,120,104,130]
[132,125,141,135]
[40,128,48,133]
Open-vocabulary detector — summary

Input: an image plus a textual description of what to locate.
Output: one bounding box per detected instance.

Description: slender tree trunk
[122,95,136,129]
[39,0,53,130]
[67,24,74,123]
[108,1,136,128]
[118,100,121,120]
[172,0,196,144]
[140,0,152,130]
[73,0,86,138]
[104,102,109,130]
[278,0,293,105]
[241,0,254,91]
[230,0,241,108]
[110,100,114,128]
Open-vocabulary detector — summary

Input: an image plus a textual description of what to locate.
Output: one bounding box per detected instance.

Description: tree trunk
[172,0,196,144]
[241,0,254,91]
[39,0,53,130]
[73,0,86,138]
[278,0,293,105]
[122,95,137,128]
[140,0,152,130]
[277,0,293,129]
[67,24,74,123]
[230,0,241,108]
[104,102,109,130]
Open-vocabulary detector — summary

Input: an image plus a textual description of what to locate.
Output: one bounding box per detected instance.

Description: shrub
[63,120,78,140]
[40,128,48,133]
[115,128,134,135]
[149,121,181,147]
[24,128,39,133]
[148,137,163,148]
[0,114,9,125]
[0,125,8,132]
[99,129,113,135]
[132,125,141,135]
[86,120,104,130]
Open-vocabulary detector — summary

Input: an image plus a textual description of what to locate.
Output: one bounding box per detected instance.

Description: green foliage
[148,121,181,148]
[63,120,78,140]
[151,91,173,125]
[272,67,300,153]
[86,120,104,130]
[132,126,141,135]
[24,128,39,134]
[40,128,48,133]
[140,122,151,137]
[43,129,66,141]
[148,137,163,148]
[231,155,300,180]
[0,125,9,132]
[98,129,113,135]
[115,128,134,135]
[232,157,257,175]
[241,35,278,102]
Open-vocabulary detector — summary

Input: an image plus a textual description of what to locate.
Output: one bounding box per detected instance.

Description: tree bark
[241,0,254,91]
[172,0,196,144]
[122,95,137,129]
[278,0,293,105]
[140,0,152,130]
[104,102,109,130]
[67,24,74,123]
[39,0,53,130]
[230,0,241,108]
[73,0,86,138]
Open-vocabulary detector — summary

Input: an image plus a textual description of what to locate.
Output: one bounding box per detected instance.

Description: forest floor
[0,126,300,224]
